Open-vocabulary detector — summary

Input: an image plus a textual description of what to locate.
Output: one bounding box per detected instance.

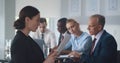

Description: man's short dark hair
[40,18,46,23]
[58,18,67,24]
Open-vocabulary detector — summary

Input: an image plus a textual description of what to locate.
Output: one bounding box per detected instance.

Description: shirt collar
[72,32,84,39]
[62,32,66,36]
[95,30,104,39]
[38,28,48,34]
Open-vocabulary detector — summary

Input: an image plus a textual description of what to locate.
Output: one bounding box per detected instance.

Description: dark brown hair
[40,18,46,23]
[14,6,40,29]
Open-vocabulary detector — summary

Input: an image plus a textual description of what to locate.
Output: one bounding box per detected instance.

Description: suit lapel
[93,30,107,56]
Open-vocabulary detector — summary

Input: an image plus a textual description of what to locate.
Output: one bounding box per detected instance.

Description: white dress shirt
[93,30,104,51]
[29,28,57,49]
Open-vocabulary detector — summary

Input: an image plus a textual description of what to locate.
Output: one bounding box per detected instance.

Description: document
[57,55,74,59]
[56,31,71,55]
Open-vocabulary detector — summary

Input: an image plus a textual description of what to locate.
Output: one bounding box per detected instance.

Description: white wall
[0,0,15,59]
[5,0,15,40]
[0,0,5,59]
[16,0,61,17]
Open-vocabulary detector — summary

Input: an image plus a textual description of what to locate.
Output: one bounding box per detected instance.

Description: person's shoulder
[12,35,27,48]
[13,31,29,43]
[102,30,114,38]
[83,32,91,37]
[100,30,117,46]
[101,30,117,46]
[81,32,92,40]
[14,31,26,40]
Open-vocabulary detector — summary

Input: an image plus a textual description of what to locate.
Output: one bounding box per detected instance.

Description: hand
[49,46,58,56]
[51,46,58,52]
[43,51,58,63]
[68,51,81,58]
[68,51,81,62]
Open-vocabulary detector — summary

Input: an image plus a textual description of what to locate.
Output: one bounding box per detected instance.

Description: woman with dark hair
[10,6,57,63]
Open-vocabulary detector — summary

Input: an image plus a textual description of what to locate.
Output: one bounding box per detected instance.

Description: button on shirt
[64,32,92,54]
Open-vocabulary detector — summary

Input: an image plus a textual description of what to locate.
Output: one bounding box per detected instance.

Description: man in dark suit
[79,14,117,63]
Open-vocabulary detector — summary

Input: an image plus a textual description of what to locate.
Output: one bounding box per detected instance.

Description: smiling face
[26,13,40,32]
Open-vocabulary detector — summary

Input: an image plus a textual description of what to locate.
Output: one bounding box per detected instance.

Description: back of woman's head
[14,6,40,29]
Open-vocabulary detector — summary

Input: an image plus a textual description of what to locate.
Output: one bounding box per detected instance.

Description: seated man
[57,18,72,50]
[84,14,117,63]
[72,14,117,63]
[57,18,68,45]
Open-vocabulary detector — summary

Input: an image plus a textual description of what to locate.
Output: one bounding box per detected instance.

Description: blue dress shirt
[64,32,92,54]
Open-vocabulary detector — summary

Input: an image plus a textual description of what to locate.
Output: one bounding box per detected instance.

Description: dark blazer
[10,31,45,63]
[81,30,117,63]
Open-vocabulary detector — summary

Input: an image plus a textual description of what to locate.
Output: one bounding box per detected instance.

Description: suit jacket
[58,33,72,50]
[10,31,45,63]
[81,30,117,63]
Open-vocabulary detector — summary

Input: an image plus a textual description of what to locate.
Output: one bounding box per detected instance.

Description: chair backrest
[117,50,120,63]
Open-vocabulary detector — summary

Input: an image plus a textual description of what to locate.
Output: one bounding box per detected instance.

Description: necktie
[58,34,64,46]
[90,38,97,55]
[61,35,64,41]
[41,33,44,40]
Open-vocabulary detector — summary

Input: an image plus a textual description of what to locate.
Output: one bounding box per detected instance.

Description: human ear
[25,17,30,23]
[98,25,102,30]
